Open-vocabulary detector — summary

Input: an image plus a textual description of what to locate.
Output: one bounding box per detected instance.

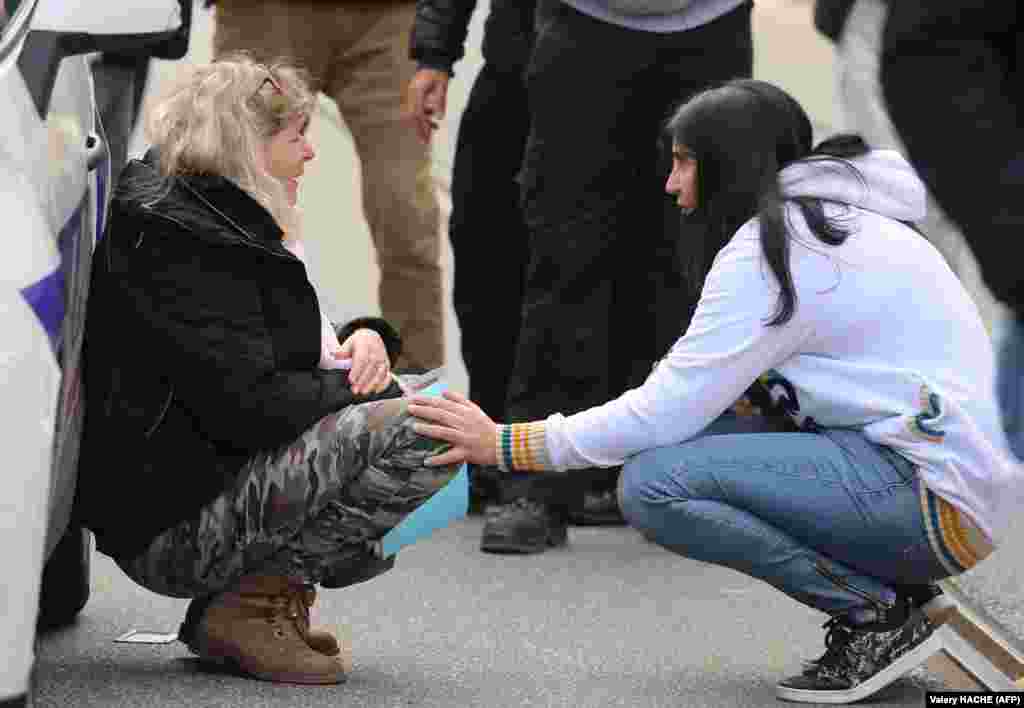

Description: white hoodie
[543,150,1022,545]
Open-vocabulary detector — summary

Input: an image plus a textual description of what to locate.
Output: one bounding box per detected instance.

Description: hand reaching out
[408,391,499,467]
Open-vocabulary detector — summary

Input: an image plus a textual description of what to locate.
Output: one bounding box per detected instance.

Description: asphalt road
[35,518,943,708]
[60,3,1017,707]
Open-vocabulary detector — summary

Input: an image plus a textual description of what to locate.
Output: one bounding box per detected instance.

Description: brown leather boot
[297,585,341,657]
[180,586,341,657]
[190,575,347,684]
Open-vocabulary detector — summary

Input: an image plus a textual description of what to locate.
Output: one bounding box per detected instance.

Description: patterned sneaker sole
[777,631,943,704]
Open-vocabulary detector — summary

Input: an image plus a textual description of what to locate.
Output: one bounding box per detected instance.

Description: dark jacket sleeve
[410,0,478,74]
[117,225,399,454]
[881,0,1024,313]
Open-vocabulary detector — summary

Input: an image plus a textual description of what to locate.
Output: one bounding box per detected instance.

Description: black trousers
[448,63,532,505]
[502,1,754,506]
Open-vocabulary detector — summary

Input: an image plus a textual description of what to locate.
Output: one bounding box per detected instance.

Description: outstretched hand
[408,391,498,467]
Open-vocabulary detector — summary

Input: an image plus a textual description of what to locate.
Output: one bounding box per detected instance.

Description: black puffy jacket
[411,0,536,75]
[76,155,402,562]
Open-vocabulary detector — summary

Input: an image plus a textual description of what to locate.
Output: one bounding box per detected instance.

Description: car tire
[37,523,91,631]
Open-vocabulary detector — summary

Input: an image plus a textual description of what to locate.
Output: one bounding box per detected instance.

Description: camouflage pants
[122,371,458,598]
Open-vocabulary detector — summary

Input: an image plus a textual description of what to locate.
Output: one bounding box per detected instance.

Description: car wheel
[37,524,91,632]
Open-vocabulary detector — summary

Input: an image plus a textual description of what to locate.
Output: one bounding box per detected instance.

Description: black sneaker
[569,489,626,526]
[480,498,568,554]
[778,605,943,704]
[800,584,955,671]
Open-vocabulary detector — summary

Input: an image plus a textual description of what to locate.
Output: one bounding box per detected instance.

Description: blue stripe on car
[19,196,88,356]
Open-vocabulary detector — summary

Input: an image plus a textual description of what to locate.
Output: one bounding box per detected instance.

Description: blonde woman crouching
[75,54,455,684]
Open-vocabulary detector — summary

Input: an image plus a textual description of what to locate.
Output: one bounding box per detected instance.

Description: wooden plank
[918,597,1024,692]
[924,651,986,692]
[944,611,1024,682]
[940,626,1021,691]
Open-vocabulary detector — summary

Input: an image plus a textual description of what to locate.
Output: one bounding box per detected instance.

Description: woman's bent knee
[619,449,676,530]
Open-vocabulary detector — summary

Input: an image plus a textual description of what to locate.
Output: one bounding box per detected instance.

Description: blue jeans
[618,415,949,617]
[996,313,1024,460]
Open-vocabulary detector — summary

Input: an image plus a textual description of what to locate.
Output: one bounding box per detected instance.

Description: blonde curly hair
[142,52,317,235]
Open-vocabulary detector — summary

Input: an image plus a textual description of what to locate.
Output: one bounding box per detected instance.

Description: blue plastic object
[377,381,469,558]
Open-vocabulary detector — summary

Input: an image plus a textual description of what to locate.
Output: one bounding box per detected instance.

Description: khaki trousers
[214,0,444,369]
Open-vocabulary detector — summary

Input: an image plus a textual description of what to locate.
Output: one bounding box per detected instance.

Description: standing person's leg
[499,1,669,546]
[835,0,1000,330]
[328,2,444,372]
[619,420,991,703]
[569,2,756,526]
[123,375,458,684]
[515,2,651,420]
[641,1,754,389]
[448,64,531,512]
[212,0,328,78]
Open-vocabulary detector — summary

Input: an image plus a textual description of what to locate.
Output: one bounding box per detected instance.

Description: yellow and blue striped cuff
[495,422,551,473]
[920,485,994,576]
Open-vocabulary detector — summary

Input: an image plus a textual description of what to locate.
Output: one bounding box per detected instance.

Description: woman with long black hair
[407,79,1022,703]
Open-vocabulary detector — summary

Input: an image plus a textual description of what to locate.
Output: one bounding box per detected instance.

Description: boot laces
[267,585,311,638]
[497,498,546,518]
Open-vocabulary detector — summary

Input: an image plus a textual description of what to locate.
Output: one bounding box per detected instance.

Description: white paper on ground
[114,630,179,644]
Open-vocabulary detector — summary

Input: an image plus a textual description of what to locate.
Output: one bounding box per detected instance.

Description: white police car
[1,1,188,702]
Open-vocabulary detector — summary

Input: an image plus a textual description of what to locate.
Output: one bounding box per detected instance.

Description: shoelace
[266,586,311,637]
[493,498,546,519]
[811,616,858,672]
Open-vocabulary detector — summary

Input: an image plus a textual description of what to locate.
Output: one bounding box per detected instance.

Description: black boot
[569,489,625,526]
[480,498,568,554]
[467,464,500,516]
